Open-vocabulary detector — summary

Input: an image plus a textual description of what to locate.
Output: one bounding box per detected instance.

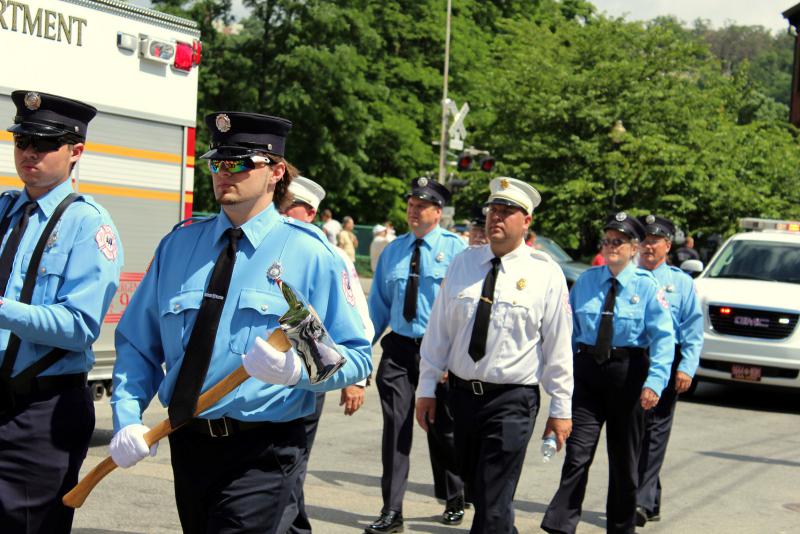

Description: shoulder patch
[171,215,215,232]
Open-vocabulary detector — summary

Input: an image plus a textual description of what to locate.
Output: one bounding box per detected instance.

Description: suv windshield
[535,237,574,263]
[706,239,800,284]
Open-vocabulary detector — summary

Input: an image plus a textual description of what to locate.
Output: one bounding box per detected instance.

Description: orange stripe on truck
[0,175,183,202]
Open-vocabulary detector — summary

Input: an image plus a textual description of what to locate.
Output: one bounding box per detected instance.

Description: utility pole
[437,0,453,183]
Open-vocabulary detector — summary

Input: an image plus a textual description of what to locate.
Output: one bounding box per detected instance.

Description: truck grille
[709,305,799,340]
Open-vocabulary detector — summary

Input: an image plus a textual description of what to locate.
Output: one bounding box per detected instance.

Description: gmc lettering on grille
[733,316,770,328]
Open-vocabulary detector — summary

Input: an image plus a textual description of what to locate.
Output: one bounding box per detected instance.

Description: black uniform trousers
[637,347,682,516]
[169,417,306,534]
[0,384,94,534]
[450,379,539,534]
[278,391,326,534]
[542,352,648,534]
[376,332,463,513]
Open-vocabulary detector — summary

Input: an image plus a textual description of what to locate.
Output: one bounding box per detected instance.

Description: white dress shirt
[417,241,574,418]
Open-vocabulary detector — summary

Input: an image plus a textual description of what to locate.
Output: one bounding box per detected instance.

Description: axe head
[276,279,346,383]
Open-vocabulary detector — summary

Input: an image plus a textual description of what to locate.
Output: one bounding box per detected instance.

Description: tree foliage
[151,0,800,256]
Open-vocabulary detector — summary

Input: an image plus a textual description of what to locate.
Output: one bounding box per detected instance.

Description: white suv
[694,218,800,390]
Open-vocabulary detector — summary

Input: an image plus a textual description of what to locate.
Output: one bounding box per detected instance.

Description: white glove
[109,424,158,468]
[242,335,303,386]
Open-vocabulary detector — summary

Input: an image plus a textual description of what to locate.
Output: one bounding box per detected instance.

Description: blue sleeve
[111,241,167,432]
[642,280,676,396]
[368,248,392,345]
[293,249,372,392]
[569,283,581,352]
[0,208,122,351]
[677,277,703,377]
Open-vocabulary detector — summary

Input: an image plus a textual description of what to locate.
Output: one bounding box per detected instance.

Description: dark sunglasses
[13,134,69,153]
[601,237,631,248]
[208,155,270,174]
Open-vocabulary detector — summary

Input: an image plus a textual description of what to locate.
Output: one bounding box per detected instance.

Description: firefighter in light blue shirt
[109,111,371,533]
[543,211,675,534]
[635,214,703,527]
[365,178,466,534]
[0,90,122,534]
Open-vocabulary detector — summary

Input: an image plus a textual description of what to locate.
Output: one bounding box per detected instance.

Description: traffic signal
[478,154,495,172]
[455,148,494,172]
[456,151,473,171]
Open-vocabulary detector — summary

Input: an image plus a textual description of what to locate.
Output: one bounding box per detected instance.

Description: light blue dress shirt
[111,203,372,432]
[650,262,703,377]
[570,263,675,395]
[0,181,123,376]
[368,225,466,344]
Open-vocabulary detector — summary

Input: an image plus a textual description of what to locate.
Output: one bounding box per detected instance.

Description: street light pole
[437,0,453,183]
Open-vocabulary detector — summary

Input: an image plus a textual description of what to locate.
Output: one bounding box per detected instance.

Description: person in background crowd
[635,215,703,528]
[526,229,537,247]
[321,208,342,245]
[674,235,700,264]
[468,205,488,246]
[542,211,675,534]
[370,224,390,272]
[338,215,358,262]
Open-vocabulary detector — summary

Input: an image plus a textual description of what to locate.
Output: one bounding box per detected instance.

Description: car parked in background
[535,236,590,288]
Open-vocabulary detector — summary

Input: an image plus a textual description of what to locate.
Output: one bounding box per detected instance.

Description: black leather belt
[449,373,530,396]
[577,343,646,364]
[183,417,280,438]
[392,332,424,346]
[13,372,87,396]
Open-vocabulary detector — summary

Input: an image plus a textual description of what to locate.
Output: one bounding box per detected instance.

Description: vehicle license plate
[731,364,762,381]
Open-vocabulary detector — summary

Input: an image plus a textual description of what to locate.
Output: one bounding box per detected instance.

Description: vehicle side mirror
[680,259,704,278]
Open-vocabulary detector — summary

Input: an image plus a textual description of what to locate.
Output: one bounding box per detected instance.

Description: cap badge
[500,178,510,189]
[615,212,627,222]
[666,284,675,293]
[267,261,283,280]
[481,206,489,215]
[435,252,444,262]
[418,177,429,188]
[267,143,273,150]
[630,295,640,304]
[24,92,41,111]
[517,278,526,290]
[215,114,231,133]
[646,214,656,224]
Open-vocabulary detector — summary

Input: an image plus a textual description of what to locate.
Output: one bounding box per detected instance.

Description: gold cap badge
[24,92,41,111]
[215,114,231,132]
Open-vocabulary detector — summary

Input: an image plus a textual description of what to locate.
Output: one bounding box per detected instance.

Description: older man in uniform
[635,215,703,527]
[366,178,466,533]
[416,177,573,533]
[278,175,374,533]
[109,112,371,533]
[0,91,122,533]
[468,205,488,246]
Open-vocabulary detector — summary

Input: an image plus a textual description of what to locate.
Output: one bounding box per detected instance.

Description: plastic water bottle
[541,434,557,463]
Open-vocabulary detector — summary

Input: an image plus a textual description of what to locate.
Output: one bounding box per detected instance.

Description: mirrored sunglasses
[601,237,631,248]
[13,134,68,153]
[208,155,270,174]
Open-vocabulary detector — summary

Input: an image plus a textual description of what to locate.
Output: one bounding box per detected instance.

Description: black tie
[468,257,502,362]
[594,278,617,363]
[169,227,244,428]
[0,201,38,297]
[403,239,423,323]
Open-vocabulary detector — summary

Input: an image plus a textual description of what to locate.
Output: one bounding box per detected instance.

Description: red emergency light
[174,40,202,71]
[720,307,732,315]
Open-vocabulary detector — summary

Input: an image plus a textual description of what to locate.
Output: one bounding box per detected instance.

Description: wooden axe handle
[63,328,291,509]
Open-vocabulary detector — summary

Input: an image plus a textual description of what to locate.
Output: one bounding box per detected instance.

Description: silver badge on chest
[630,295,640,304]
[665,284,675,293]
[267,261,283,281]
[435,252,444,262]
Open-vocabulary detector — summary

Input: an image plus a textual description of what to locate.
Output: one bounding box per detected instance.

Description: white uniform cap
[486,177,541,214]
[372,224,387,235]
[289,176,326,211]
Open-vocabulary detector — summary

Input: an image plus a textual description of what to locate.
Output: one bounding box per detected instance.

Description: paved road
[71,345,800,534]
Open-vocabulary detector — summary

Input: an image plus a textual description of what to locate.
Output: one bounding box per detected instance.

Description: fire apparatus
[0,0,201,398]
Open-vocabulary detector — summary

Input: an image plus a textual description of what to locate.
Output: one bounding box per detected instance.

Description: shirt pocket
[453,290,478,323]
[493,288,532,333]
[615,301,645,346]
[575,298,601,337]
[24,251,68,304]
[229,288,287,355]
[160,289,204,358]
[387,266,408,300]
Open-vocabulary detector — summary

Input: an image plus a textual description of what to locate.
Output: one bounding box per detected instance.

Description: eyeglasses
[601,237,631,248]
[13,134,69,153]
[641,237,667,247]
[208,155,270,174]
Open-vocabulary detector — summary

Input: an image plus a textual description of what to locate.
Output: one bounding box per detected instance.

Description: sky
[132,1,800,33]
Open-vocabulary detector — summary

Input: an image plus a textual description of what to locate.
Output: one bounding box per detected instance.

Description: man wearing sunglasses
[0,90,123,533]
[415,177,574,533]
[276,175,374,533]
[109,111,371,533]
[634,215,702,527]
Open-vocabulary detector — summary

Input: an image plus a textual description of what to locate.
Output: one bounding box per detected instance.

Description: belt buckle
[208,418,229,438]
[471,381,484,395]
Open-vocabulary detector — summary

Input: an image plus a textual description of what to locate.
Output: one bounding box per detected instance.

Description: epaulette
[284,217,336,250]
[531,248,555,263]
[171,215,216,232]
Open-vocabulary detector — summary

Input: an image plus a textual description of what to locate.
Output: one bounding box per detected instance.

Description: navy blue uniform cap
[200,112,292,159]
[637,214,676,239]
[404,177,451,206]
[470,205,487,226]
[7,90,96,139]
[603,211,645,240]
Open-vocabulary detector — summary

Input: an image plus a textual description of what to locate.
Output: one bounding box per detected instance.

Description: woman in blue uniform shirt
[542,212,675,534]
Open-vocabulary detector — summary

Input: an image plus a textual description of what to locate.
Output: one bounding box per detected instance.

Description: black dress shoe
[635,506,650,527]
[441,495,465,526]
[365,511,404,533]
